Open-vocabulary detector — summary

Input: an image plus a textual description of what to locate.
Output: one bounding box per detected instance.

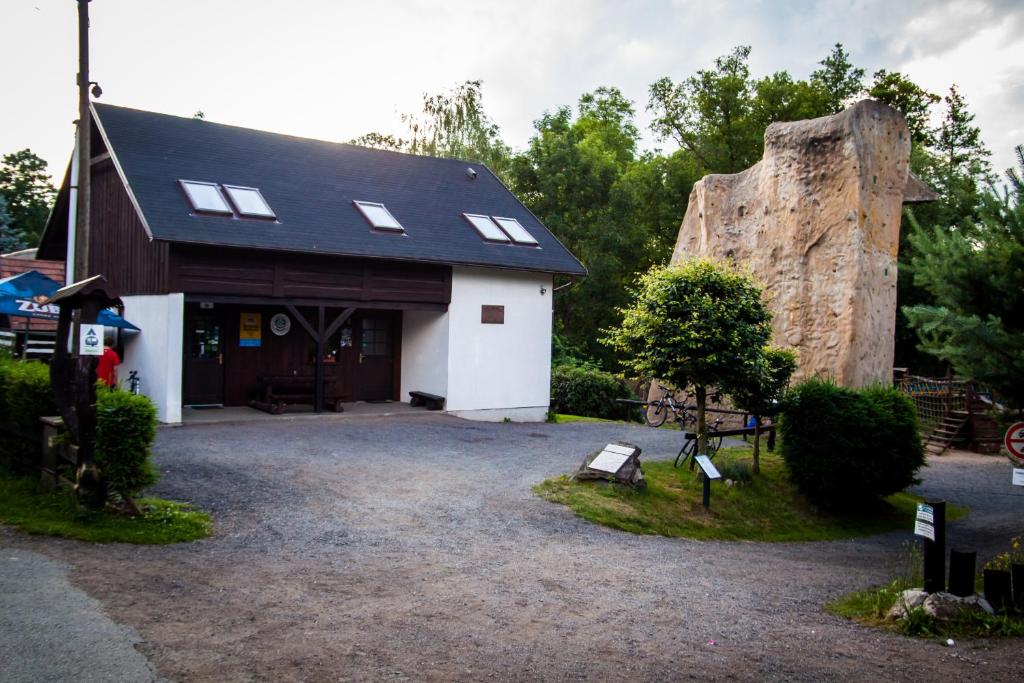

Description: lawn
[534,445,966,542]
[0,467,212,544]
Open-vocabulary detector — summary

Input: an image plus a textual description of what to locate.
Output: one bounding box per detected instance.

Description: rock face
[670,100,932,387]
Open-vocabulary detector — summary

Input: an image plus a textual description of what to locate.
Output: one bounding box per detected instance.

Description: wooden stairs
[924,410,969,456]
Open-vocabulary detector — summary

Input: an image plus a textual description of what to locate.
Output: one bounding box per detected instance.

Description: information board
[694,455,721,480]
[914,503,935,540]
[589,444,636,474]
[78,323,103,356]
[240,312,262,348]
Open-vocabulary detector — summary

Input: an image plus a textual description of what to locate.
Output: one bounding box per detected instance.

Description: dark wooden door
[354,314,395,401]
[184,308,225,405]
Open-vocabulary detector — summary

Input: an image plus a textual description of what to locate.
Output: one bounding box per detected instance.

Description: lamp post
[75,0,91,282]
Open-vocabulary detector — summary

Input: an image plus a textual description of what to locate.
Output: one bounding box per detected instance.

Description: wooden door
[354,314,395,401]
[183,307,225,406]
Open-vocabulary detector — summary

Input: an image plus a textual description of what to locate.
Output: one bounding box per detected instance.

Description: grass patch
[826,578,1024,639]
[533,445,966,542]
[549,413,619,424]
[0,468,211,544]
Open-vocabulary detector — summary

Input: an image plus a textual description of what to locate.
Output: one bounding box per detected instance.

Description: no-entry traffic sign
[1005,422,1024,465]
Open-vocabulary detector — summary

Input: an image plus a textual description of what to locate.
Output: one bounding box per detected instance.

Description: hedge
[779,378,924,509]
[0,357,159,498]
[550,364,635,420]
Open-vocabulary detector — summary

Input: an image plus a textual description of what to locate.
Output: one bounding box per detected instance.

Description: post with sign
[694,455,721,509]
[1005,422,1024,487]
[917,499,947,593]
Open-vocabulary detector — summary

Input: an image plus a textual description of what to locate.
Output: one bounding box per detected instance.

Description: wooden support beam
[324,307,356,341]
[314,306,325,413]
[286,303,317,340]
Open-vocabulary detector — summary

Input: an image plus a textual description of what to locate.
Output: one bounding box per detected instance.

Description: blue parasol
[0,270,139,330]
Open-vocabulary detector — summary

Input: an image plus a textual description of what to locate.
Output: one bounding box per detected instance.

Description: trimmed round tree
[604,260,774,461]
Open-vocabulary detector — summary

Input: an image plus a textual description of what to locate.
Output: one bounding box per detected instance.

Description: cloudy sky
[2,0,1022,182]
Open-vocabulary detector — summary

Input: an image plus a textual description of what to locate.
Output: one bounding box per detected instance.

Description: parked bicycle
[674,417,724,468]
[645,384,693,427]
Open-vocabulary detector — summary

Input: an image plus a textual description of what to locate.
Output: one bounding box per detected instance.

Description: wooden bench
[250,375,345,414]
[409,391,445,411]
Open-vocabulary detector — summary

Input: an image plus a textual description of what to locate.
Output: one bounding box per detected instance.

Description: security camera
[466,167,477,180]
[89,81,102,98]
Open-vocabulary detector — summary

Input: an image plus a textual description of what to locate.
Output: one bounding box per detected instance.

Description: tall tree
[810,43,865,114]
[351,80,512,181]
[903,145,1024,410]
[932,85,993,223]
[867,70,940,146]
[0,195,26,254]
[0,149,57,248]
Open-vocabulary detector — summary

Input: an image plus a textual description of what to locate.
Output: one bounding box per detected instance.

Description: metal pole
[75,0,91,282]
[702,474,711,509]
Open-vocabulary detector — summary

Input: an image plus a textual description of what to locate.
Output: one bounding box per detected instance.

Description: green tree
[903,145,1024,410]
[0,149,57,248]
[867,70,940,146]
[727,347,797,474]
[603,260,775,459]
[352,80,512,181]
[0,196,26,253]
[933,85,993,222]
[809,43,865,114]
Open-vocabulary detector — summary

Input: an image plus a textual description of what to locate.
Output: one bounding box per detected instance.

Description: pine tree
[810,43,865,114]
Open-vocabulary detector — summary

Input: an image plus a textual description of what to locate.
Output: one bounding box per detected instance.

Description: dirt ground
[3,415,1023,681]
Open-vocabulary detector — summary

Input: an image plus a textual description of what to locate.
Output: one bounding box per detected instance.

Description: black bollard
[702,472,711,509]
[948,549,976,597]
[922,500,947,594]
[1012,564,1024,610]
[984,569,1012,613]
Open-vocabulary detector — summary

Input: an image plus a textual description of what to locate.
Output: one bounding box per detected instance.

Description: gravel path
[2,414,1022,681]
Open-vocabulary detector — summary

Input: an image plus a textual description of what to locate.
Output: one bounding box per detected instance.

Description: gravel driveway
[2,414,1022,681]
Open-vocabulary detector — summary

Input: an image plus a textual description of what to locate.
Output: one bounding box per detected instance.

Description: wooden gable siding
[170,245,451,304]
[87,160,169,294]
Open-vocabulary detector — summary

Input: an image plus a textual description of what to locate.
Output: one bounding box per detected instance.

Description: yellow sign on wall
[240,312,262,347]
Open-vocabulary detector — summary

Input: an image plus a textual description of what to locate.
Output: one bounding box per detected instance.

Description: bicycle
[673,417,724,468]
[645,384,691,427]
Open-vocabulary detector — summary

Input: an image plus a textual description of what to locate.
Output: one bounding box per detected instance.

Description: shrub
[0,357,56,473]
[550,364,635,420]
[96,386,159,499]
[779,378,924,509]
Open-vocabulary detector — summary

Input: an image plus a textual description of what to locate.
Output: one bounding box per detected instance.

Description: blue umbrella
[0,270,139,330]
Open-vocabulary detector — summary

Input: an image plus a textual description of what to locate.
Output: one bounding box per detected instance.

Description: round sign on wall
[270,313,291,336]
[1005,422,1024,466]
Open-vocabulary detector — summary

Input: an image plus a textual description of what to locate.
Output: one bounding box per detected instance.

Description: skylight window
[223,185,276,218]
[463,213,510,242]
[354,201,404,232]
[180,180,232,215]
[492,216,539,245]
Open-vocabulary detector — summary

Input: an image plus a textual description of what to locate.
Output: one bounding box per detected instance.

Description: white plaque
[914,520,935,541]
[589,449,630,474]
[603,443,635,456]
[78,324,104,356]
[694,455,721,480]
[1012,468,1024,487]
[915,504,934,524]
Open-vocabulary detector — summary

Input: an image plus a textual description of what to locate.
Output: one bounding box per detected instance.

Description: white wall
[444,267,553,422]
[120,294,184,424]
[400,309,450,400]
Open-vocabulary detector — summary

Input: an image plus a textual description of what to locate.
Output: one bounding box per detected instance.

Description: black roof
[66,103,586,276]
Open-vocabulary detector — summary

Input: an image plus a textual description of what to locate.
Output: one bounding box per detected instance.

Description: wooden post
[691,385,706,471]
[948,549,976,597]
[75,0,91,282]
[314,305,324,413]
[922,499,946,593]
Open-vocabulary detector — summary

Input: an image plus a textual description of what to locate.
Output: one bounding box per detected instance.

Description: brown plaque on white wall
[481,305,505,324]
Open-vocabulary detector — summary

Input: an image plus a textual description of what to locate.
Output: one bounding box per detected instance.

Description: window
[180,180,232,215]
[223,185,276,218]
[361,318,391,356]
[492,216,538,245]
[463,213,509,242]
[354,201,404,232]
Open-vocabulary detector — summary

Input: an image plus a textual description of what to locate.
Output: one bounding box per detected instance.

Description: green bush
[0,357,56,473]
[550,364,635,420]
[96,386,159,499]
[779,378,924,509]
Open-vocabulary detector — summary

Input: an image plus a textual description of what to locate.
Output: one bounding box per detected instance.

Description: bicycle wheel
[645,399,668,427]
[674,438,695,468]
[708,432,723,457]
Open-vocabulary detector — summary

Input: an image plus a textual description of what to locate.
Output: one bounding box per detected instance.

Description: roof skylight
[223,185,276,218]
[492,216,538,245]
[180,180,232,215]
[463,213,510,242]
[354,201,404,232]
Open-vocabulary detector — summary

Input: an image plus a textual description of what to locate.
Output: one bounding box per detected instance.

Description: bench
[409,391,445,411]
[250,375,345,414]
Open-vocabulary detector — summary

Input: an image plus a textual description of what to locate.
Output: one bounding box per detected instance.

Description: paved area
[1,415,1022,681]
[0,548,158,683]
[180,401,430,425]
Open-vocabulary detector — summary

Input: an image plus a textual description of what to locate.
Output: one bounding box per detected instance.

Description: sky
[2,0,1022,183]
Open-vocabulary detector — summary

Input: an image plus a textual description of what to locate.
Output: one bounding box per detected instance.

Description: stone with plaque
[573,442,645,489]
